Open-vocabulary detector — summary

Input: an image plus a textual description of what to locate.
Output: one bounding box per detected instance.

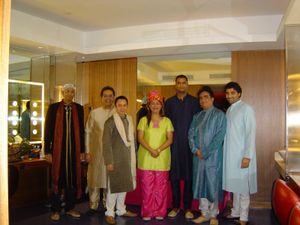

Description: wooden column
[0,0,11,224]
[78,58,137,124]
[232,50,286,206]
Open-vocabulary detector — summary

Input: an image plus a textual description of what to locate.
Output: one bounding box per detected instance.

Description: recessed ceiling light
[81,56,85,59]
[38,46,43,49]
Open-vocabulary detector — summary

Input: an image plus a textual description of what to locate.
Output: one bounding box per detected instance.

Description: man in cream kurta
[85,86,115,211]
[223,82,257,225]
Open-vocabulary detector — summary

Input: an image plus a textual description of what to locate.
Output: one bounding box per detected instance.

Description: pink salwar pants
[138,169,169,218]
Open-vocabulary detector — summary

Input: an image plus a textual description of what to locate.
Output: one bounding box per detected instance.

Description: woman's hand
[150,149,159,158]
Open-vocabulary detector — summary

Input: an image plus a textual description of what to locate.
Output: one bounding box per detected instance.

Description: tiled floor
[10,201,280,225]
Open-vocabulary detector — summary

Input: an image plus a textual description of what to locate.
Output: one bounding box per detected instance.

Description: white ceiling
[10,0,297,85]
[12,0,290,31]
[10,0,293,60]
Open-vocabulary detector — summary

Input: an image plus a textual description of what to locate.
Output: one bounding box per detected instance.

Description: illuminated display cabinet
[8,80,44,143]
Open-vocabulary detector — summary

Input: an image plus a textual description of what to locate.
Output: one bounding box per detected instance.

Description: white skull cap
[62,84,76,91]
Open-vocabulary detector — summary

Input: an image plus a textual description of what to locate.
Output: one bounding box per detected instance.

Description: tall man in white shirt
[223,82,257,225]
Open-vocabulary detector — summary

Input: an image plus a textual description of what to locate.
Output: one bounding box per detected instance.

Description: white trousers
[231,193,250,221]
[199,198,219,218]
[105,180,126,217]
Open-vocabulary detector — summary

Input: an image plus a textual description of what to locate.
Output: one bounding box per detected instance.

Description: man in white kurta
[223,82,257,225]
[85,86,115,211]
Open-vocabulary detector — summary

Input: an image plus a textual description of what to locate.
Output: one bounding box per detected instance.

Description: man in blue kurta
[165,75,200,219]
[223,82,257,225]
[188,86,226,225]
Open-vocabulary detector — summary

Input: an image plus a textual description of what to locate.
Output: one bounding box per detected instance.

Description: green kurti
[137,116,174,171]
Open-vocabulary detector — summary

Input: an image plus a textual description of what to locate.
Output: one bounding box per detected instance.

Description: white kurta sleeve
[243,106,256,159]
[85,111,94,153]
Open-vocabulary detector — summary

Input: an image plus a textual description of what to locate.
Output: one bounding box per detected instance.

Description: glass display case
[285,25,300,173]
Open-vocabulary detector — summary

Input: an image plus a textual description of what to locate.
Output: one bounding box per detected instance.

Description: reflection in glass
[8,80,44,143]
[286,25,300,172]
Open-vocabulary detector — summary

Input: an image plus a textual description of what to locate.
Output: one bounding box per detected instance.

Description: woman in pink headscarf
[137,90,174,221]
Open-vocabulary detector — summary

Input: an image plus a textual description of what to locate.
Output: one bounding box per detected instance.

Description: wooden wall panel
[79,58,137,125]
[232,50,286,205]
[0,0,10,224]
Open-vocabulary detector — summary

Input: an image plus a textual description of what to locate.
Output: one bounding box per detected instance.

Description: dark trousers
[51,188,76,212]
[171,179,193,210]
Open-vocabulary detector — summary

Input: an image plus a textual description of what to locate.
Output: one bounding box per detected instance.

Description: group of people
[44,75,257,225]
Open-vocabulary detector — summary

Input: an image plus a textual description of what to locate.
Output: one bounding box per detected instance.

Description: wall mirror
[8,79,44,144]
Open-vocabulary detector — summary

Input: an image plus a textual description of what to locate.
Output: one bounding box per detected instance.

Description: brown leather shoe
[239,220,248,225]
[105,216,116,224]
[210,218,219,225]
[122,210,138,217]
[50,212,60,221]
[66,209,81,218]
[168,208,180,218]
[185,210,194,219]
[192,215,209,224]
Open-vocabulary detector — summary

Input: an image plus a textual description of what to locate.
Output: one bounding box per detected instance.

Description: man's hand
[80,153,86,161]
[107,164,114,172]
[45,154,52,163]
[85,153,91,162]
[196,149,204,160]
[241,157,250,168]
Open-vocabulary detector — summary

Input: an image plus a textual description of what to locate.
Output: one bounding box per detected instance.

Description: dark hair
[100,86,115,97]
[175,74,188,82]
[224,82,242,94]
[114,95,128,105]
[26,101,30,110]
[197,86,214,98]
